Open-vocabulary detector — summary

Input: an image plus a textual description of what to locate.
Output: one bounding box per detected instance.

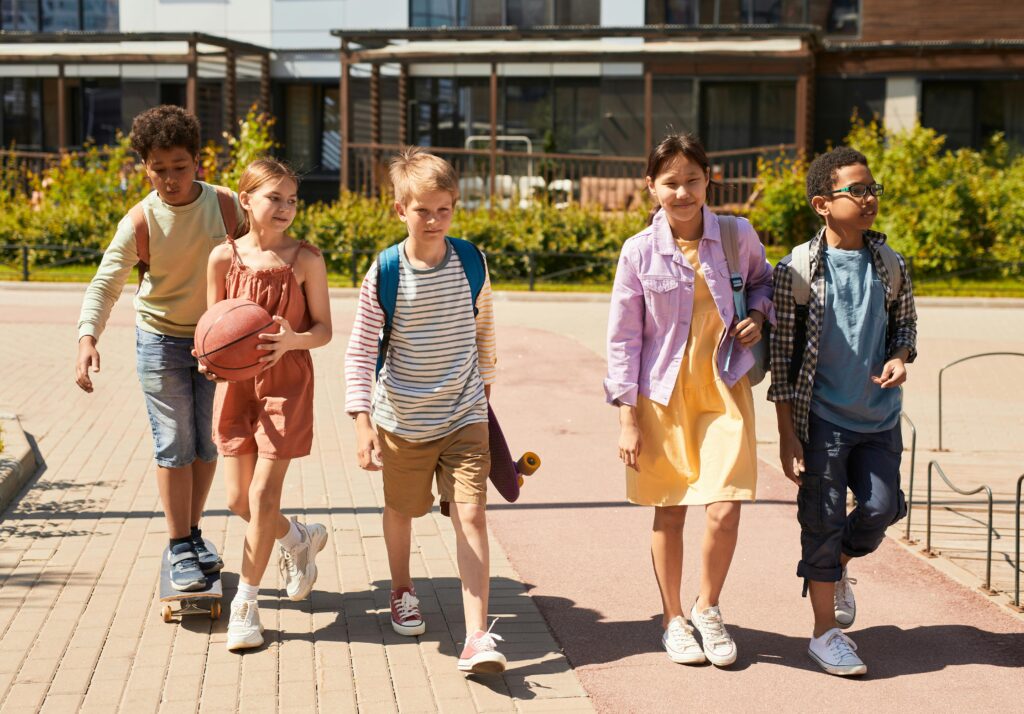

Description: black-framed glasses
[831,183,884,198]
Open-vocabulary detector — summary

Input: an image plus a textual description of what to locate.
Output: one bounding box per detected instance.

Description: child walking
[769,147,916,676]
[605,134,774,667]
[201,158,333,652]
[344,147,506,674]
[76,105,241,592]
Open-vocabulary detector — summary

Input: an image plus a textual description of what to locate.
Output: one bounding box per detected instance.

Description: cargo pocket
[796,472,824,533]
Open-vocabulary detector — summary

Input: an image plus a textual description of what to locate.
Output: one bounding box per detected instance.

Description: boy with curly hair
[769,146,917,676]
[75,105,243,592]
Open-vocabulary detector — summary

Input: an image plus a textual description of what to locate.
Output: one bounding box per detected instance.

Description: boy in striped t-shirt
[344,148,505,674]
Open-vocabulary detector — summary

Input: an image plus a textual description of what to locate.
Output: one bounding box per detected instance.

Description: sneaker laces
[472,617,505,652]
[696,608,730,646]
[395,591,421,621]
[666,619,697,650]
[278,543,304,580]
[231,600,253,624]
[835,574,857,608]
[825,630,859,661]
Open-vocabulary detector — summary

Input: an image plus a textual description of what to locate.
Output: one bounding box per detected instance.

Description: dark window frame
[409,0,600,27]
[0,0,119,31]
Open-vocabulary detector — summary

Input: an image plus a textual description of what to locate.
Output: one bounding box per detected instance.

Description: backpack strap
[374,243,402,380]
[129,201,149,287]
[448,237,486,317]
[214,185,239,237]
[718,215,746,319]
[790,241,813,306]
[876,243,903,306]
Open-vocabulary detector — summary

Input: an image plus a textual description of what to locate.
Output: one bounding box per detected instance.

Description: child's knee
[227,495,250,520]
[654,505,687,530]
[705,502,741,532]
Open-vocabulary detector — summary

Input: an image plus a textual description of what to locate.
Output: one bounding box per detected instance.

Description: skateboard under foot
[158,539,223,622]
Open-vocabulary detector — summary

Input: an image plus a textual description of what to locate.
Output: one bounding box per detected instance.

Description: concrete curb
[0,412,36,515]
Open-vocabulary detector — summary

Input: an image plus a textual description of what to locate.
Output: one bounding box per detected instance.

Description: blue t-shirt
[810,245,901,433]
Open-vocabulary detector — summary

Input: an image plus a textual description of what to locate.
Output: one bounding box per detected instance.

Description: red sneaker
[457,619,507,674]
[390,586,425,636]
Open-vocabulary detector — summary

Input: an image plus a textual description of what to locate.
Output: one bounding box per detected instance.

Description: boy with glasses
[768,146,917,676]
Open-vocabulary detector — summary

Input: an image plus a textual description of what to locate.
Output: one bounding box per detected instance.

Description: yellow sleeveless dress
[626,237,758,506]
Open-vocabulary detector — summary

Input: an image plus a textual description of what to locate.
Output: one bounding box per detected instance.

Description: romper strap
[225,237,246,268]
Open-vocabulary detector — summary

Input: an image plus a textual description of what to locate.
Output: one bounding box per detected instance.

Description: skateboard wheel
[210,601,221,620]
[517,452,541,476]
[161,605,173,623]
[517,476,524,487]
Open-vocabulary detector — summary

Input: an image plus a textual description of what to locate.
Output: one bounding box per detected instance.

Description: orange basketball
[194,298,275,381]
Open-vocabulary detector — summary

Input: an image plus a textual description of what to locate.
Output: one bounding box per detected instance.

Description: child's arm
[874,252,918,388]
[75,216,138,393]
[257,248,333,369]
[475,261,497,400]
[193,243,233,383]
[605,242,645,467]
[767,260,803,484]
[345,264,386,470]
[732,219,776,346]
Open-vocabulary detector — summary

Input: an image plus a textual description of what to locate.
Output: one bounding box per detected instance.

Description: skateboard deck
[158,539,223,622]
[486,403,540,503]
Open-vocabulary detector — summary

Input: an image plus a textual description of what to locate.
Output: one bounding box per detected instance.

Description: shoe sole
[170,578,207,592]
[807,648,867,676]
[836,612,856,629]
[287,528,328,602]
[227,634,264,652]
[704,649,737,667]
[392,619,426,637]
[666,650,707,665]
[199,560,224,575]
[457,656,507,674]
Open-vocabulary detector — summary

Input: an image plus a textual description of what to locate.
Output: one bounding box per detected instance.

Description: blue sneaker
[168,546,206,592]
[191,530,224,574]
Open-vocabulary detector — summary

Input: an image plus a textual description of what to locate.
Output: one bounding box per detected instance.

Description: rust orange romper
[213,239,318,460]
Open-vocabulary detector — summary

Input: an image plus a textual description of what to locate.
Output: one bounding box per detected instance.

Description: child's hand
[75,337,100,393]
[618,423,641,469]
[191,348,226,383]
[354,415,383,471]
[731,310,764,347]
[258,316,297,371]
[872,358,907,389]
[779,432,804,486]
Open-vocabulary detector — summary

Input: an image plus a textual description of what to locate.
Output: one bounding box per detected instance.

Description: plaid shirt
[767,228,918,442]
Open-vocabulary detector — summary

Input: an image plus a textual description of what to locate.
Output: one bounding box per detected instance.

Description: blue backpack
[375,237,487,379]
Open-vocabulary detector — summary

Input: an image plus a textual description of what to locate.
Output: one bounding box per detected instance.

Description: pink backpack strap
[214,185,238,237]
[129,201,149,285]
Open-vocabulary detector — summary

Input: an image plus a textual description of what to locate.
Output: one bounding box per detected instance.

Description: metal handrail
[937,352,1024,450]
[925,460,995,592]
[901,411,918,542]
[1015,473,1023,610]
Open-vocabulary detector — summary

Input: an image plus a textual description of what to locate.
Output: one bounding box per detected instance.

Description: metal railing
[0,243,106,281]
[937,352,1024,450]
[924,460,995,593]
[901,411,919,543]
[1015,473,1024,610]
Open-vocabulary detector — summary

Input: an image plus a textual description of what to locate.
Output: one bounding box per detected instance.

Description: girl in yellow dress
[604,134,774,666]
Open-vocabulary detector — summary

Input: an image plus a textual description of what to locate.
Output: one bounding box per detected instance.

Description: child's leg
[189,458,217,527]
[696,501,741,611]
[841,426,903,562]
[225,453,258,521]
[240,457,292,587]
[156,466,195,539]
[383,506,414,590]
[651,505,687,626]
[450,502,489,635]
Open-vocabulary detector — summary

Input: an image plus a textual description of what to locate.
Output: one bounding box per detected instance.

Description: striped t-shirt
[344,239,497,442]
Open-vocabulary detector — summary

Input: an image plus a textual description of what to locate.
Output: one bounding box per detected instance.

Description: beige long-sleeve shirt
[77,182,242,341]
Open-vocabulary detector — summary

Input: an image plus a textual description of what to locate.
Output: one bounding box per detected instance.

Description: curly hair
[129,105,201,161]
[805,146,868,208]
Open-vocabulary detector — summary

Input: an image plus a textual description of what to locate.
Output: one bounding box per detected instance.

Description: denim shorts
[136,327,217,468]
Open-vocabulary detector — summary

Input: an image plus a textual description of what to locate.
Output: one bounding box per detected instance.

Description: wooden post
[224,47,237,134]
[397,63,408,146]
[795,45,815,156]
[370,63,381,196]
[489,61,498,204]
[186,39,197,115]
[339,39,351,196]
[56,64,67,152]
[259,53,270,112]
[643,65,653,152]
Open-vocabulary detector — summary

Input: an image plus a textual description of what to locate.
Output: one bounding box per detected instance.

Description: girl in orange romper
[200,158,332,652]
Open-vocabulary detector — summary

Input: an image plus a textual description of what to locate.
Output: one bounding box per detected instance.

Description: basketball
[194,298,276,381]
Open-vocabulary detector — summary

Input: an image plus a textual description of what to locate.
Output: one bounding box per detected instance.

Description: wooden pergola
[0,32,272,151]
[331,25,819,193]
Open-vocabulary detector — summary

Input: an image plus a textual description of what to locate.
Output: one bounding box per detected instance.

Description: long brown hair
[644,133,711,225]
[234,157,300,239]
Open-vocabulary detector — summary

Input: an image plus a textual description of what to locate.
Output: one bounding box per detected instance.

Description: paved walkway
[1,284,1022,713]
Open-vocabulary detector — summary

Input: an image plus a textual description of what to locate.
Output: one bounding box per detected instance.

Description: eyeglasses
[830,183,884,198]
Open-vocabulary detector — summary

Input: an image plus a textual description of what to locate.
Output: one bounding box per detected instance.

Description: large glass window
[700,80,795,151]
[648,0,810,24]
[410,0,597,27]
[284,85,315,172]
[600,78,645,155]
[1,0,118,30]
[80,79,121,146]
[646,0,698,24]
[814,77,883,150]
[808,0,859,35]
[922,80,1024,150]
[652,77,696,142]
[0,78,42,149]
[1,0,38,29]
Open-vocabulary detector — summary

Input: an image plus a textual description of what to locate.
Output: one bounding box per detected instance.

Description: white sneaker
[834,568,857,629]
[808,627,867,676]
[689,603,737,667]
[279,518,328,602]
[457,619,507,674]
[226,599,264,652]
[662,616,706,665]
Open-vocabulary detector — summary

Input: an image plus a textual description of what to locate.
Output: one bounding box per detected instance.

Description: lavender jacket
[604,206,775,407]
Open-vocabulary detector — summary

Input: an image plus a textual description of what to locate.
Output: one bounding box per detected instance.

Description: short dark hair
[130,105,201,161]
[644,133,712,225]
[805,146,869,207]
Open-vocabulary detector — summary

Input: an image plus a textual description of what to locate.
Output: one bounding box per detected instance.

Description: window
[647,0,810,24]
[808,0,859,36]
[0,78,42,149]
[814,78,883,150]
[652,77,696,142]
[284,85,315,171]
[922,80,1024,150]
[699,80,795,151]
[410,0,598,27]
[646,0,697,24]
[1,0,119,31]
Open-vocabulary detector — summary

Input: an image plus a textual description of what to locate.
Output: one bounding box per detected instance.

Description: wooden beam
[224,48,236,133]
[397,63,408,146]
[57,64,66,153]
[489,62,498,203]
[186,39,197,115]
[795,47,815,157]
[370,64,381,196]
[340,40,351,196]
[259,54,270,113]
[644,65,653,152]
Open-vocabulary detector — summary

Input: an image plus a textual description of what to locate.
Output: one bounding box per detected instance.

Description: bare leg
[696,501,742,611]
[157,465,193,540]
[240,458,292,587]
[810,580,838,638]
[383,506,413,590]
[450,502,489,635]
[225,453,257,522]
[651,506,687,627]
[189,458,217,527]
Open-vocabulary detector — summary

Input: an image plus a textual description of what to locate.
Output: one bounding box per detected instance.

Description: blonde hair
[234,157,299,238]
[389,146,459,205]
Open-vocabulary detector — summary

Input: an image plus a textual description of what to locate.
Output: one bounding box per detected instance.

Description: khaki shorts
[378,422,490,518]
